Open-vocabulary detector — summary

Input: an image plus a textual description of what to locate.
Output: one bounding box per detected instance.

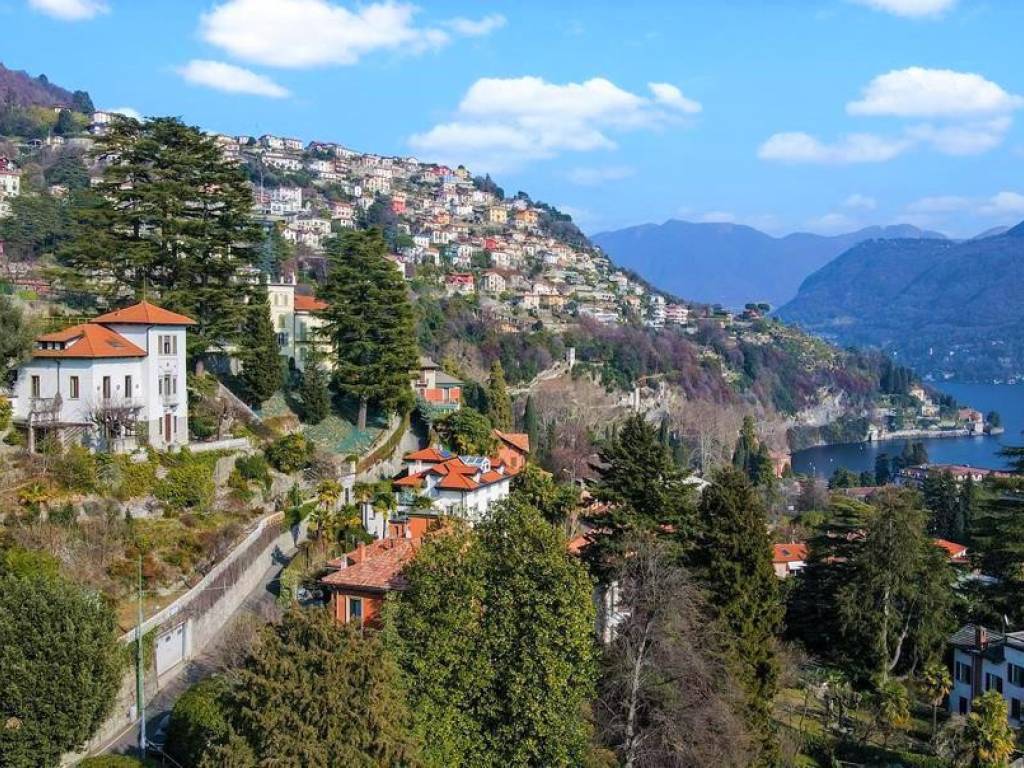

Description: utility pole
[136,556,146,755]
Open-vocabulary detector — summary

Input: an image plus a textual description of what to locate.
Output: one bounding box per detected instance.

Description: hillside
[0,63,91,110]
[592,219,945,309]
[777,224,1024,382]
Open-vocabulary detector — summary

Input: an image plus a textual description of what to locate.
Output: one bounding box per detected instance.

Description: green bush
[77,757,146,767]
[51,445,99,493]
[0,395,11,431]
[155,454,215,511]
[115,456,158,500]
[234,453,271,490]
[1,547,60,579]
[166,676,231,767]
[4,427,24,446]
[265,433,312,473]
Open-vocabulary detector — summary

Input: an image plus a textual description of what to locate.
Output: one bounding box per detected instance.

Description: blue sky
[7,0,1024,237]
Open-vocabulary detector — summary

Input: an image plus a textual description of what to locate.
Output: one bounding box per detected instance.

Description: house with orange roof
[11,301,194,453]
[493,430,530,474]
[772,542,808,577]
[320,537,421,627]
[412,356,461,417]
[265,273,330,371]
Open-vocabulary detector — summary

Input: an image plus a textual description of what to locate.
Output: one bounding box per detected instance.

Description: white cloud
[849,0,955,18]
[410,76,701,170]
[844,193,877,210]
[444,13,505,37]
[978,191,1024,216]
[648,82,702,114]
[907,117,1012,155]
[758,131,911,164]
[108,106,141,120]
[29,0,107,20]
[906,195,971,213]
[199,0,451,68]
[698,211,736,223]
[847,67,1023,117]
[176,60,290,98]
[566,165,636,186]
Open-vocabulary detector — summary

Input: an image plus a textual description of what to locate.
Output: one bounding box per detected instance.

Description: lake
[791,382,1024,478]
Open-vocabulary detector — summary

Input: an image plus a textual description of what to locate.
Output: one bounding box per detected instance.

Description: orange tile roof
[495,430,530,454]
[34,324,147,359]
[934,538,969,562]
[294,294,327,312]
[321,538,420,593]
[92,300,196,326]
[437,471,479,491]
[404,447,453,463]
[567,534,591,555]
[393,473,425,488]
[772,542,808,564]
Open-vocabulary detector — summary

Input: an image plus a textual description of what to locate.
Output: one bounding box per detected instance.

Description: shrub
[235,453,271,490]
[77,757,146,767]
[166,677,231,766]
[3,427,23,446]
[115,456,158,500]
[48,502,77,527]
[155,456,215,511]
[51,445,99,493]
[265,433,312,473]
[0,395,11,431]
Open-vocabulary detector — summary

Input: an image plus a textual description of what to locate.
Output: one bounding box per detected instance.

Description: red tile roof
[34,324,147,359]
[404,447,453,463]
[92,300,196,326]
[437,471,480,491]
[772,542,808,564]
[495,430,530,454]
[294,294,327,312]
[934,538,969,563]
[321,538,420,593]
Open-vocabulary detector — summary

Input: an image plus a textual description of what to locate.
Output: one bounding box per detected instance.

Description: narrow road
[100,554,292,759]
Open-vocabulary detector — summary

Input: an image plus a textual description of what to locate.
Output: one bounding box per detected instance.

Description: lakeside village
[6,112,1024,765]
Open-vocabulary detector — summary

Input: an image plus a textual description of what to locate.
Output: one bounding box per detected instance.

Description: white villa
[949,624,1024,724]
[11,301,194,453]
[266,274,329,371]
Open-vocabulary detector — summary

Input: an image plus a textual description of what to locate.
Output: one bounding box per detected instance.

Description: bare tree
[596,536,753,768]
[88,396,143,449]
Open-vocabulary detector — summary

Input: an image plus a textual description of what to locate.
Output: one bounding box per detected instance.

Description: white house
[267,275,329,371]
[0,157,20,198]
[11,301,194,453]
[949,624,1024,724]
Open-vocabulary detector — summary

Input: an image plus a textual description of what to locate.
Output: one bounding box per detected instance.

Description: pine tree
[523,395,539,454]
[319,229,418,430]
[61,116,261,356]
[875,452,892,485]
[694,467,783,765]
[485,359,512,432]
[237,287,282,405]
[205,607,419,766]
[584,414,697,580]
[298,352,330,425]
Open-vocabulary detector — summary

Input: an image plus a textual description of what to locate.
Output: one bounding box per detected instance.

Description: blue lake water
[791,382,1024,478]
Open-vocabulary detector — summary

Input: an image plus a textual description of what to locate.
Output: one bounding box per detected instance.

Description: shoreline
[791,429,996,455]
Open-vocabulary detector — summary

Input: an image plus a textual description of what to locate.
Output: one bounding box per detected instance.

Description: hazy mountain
[0,63,86,110]
[777,222,1024,382]
[591,219,945,309]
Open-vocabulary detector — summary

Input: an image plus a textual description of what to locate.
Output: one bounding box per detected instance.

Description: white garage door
[155,622,189,676]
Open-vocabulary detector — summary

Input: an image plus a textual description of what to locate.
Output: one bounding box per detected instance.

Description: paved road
[101,555,291,760]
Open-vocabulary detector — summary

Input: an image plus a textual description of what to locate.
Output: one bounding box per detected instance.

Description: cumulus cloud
[176,60,290,98]
[758,131,911,164]
[698,211,737,223]
[29,0,108,20]
[844,193,877,210]
[410,77,702,170]
[566,165,636,186]
[108,106,142,120]
[648,82,702,114]
[978,191,1024,216]
[906,195,972,213]
[444,13,506,37]
[199,0,502,68]
[904,191,1024,219]
[848,0,956,18]
[847,67,1023,117]
[907,117,1012,155]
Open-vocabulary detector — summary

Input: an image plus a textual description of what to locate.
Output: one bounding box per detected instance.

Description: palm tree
[316,479,342,513]
[963,690,1014,768]
[920,661,952,740]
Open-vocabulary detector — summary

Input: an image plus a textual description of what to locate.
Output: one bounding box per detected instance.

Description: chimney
[976,625,989,650]
[358,542,366,563]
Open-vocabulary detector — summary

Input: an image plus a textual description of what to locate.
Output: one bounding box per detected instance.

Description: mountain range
[592,219,946,309]
[0,63,87,110]
[777,222,1024,382]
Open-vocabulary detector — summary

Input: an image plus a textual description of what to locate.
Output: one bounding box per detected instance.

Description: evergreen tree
[386,501,597,767]
[694,467,783,765]
[0,572,123,767]
[0,295,36,385]
[434,406,495,455]
[44,152,89,190]
[53,108,74,136]
[485,359,512,431]
[70,90,94,114]
[204,606,419,766]
[923,470,960,539]
[61,116,261,356]
[875,452,893,485]
[298,352,330,425]
[584,414,697,580]
[522,394,539,455]
[319,229,418,430]
[237,287,282,405]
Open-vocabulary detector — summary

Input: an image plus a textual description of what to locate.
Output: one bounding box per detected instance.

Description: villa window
[69,376,79,399]
[31,375,40,398]
[955,661,972,684]
[1009,663,1024,687]
[985,673,1004,694]
[124,375,132,398]
[102,376,111,400]
[348,597,363,624]
[1014,698,1022,720]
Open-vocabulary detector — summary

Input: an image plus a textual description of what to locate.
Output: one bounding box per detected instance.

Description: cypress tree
[319,229,418,430]
[238,287,282,405]
[694,467,783,765]
[298,352,330,425]
[486,359,513,432]
[523,394,539,452]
